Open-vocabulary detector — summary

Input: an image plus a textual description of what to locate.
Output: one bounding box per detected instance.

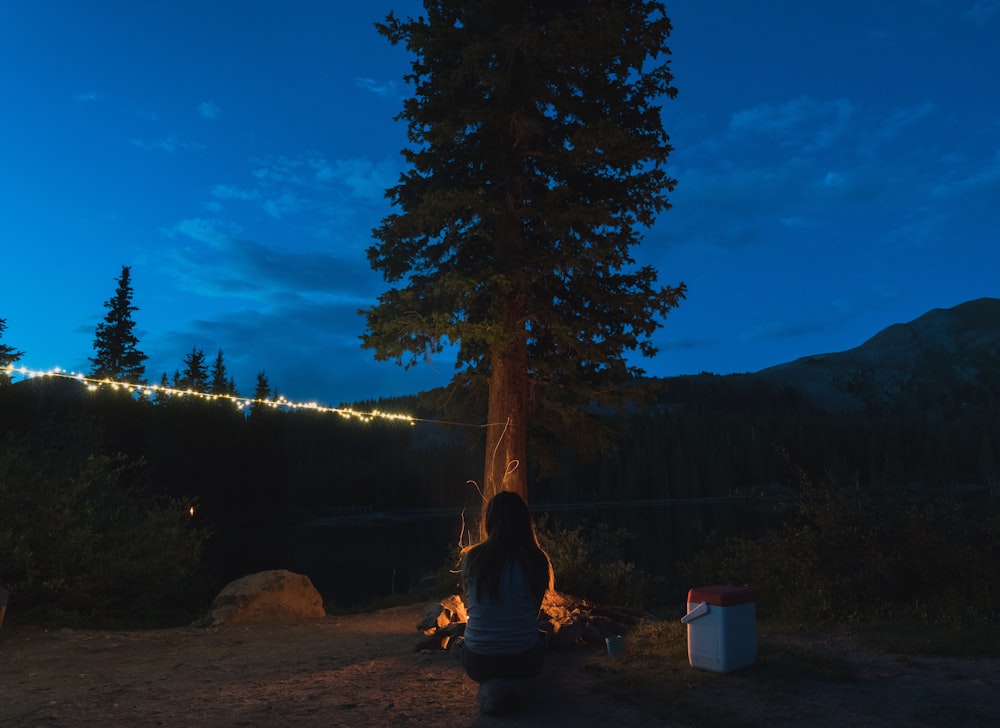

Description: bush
[536,517,660,608]
[0,424,209,627]
[426,518,660,609]
[679,461,1000,624]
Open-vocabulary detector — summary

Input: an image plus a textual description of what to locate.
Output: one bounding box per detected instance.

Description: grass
[852,618,1000,658]
[590,615,1000,728]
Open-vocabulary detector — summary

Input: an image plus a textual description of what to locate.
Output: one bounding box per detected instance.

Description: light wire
[2,364,493,428]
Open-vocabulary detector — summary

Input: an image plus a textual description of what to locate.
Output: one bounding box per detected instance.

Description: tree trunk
[480,105,530,534]
[481,302,529,537]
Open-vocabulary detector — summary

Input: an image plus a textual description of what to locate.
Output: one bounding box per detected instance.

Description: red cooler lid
[687,584,755,606]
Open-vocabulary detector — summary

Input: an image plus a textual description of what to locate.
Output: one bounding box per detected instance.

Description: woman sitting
[460,490,554,713]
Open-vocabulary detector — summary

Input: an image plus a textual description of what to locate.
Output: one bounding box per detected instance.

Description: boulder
[209,570,325,626]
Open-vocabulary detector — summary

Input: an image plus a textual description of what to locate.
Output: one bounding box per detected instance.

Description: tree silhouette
[90,266,148,383]
[0,317,24,385]
[253,371,272,399]
[154,372,173,404]
[178,348,209,393]
[250,371,274,418]
[363,1,685,507]
[209,349,238,396]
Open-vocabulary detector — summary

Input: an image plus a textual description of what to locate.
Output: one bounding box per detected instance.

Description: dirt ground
[2,603,999,727]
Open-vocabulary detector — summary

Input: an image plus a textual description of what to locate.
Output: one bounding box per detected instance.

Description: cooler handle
[681,601,709,624]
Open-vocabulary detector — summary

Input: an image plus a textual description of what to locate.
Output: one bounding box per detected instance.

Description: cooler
[681,584,756,673]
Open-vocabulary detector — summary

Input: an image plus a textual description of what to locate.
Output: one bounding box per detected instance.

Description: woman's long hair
[462,490,553,603]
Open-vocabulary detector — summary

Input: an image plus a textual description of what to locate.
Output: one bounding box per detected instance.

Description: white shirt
[462,558,541,655]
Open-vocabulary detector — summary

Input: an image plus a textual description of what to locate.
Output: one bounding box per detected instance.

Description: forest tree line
[1,266,280,403]
[2,268,998,623]
[3,351,998,617]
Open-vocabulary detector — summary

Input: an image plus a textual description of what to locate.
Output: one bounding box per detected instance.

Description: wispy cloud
[159,217,377,300]
[248,153,400,199]
[74,91,98,102]
[263,192,303,220]
[147,300,447,404]
[877,101,935,141]
[728,96,853,152]
[963,0,1000,23]
[661,162,813,249]
[660,335,712,352]
[739,319,832,343]
[252,155,307,186]
[163,217,242,246]
[930,153,1000,199]
[198,100,221,119]
[308,156,398,202]
[211,184,259,201]
[356,77,398,99]
[663,90,967,257]
[130,135,203,153]
[207,152,399,230]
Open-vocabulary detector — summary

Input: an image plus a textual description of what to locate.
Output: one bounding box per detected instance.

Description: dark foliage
[365,1,686,501]
[0,421,208,627]
[535,516,661,608]
[0,317,24,384]
[678,454,1000,623]
[90,265,147,384]
[2,340,998,623]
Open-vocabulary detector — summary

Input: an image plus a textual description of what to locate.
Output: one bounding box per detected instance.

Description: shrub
[536,517,660,608]
[426,517,660,609]
[0,425,209,627]
[679,461,1000,624]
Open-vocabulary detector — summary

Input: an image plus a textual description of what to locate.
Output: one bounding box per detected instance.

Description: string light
[3,364,420,425]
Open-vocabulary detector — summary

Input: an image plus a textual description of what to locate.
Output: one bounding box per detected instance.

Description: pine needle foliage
[363,0,686,500]
[90,265,148,384]
[0,317,24,385]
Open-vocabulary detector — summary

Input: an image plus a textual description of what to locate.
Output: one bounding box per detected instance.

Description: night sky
[2,1,997,406]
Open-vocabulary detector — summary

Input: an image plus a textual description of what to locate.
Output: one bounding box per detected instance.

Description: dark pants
[461,632,547,683]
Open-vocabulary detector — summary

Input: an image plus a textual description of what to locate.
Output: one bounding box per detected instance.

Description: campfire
[415,591,654,652]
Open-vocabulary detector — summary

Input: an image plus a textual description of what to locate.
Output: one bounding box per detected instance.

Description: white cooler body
[683,585,756,673]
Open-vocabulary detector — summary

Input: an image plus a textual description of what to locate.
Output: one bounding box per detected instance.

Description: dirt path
[669,629,1000,727]
[3,604,999,727]
[1,605,664,727]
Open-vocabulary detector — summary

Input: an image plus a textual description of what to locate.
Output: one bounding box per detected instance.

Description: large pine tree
[362,0,686,506]
[90,265,147,384]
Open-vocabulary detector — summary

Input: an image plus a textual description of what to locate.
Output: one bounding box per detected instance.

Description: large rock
[209,570,325,626]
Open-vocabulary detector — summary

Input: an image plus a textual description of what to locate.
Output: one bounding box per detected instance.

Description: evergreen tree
[253,371,272,400]
[250,370,273,417]
[0,317,25,385]
[90,265,147,383]
[363,1,686,505]
[209,349,238,396]
[178,348,209,392]
[154,372,172,404]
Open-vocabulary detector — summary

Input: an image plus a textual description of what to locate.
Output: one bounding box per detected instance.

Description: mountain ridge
[750,297,1000,413]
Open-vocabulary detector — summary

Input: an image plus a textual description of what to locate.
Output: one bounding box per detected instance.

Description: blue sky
[2,1,998,406]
